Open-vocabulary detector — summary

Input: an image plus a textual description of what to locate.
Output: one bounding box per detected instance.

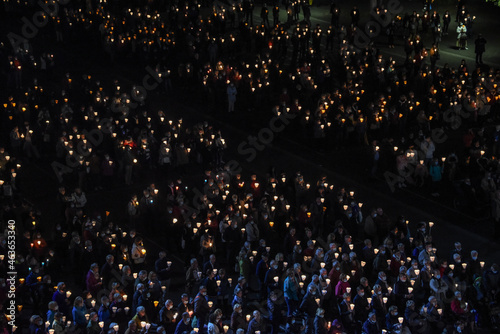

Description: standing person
[227,83,237,113]
[475,34,486,64]
[456,23,467,50]
[429,44,440,69]
[267,291,282,334]
[247,310,265,334]
[284,268,299,317]
[131,236,146,271]
[429,158,443,197]
[313,308,328,334]
[260,4,270,28]
[194,286,210,333]
[420,136,435,166]
[72,297,87,330]
[442,11,451,35]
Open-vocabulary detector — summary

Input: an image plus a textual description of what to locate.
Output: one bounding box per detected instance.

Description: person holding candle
[201,269,219,301]
[338,292,354,332]
[86,263,103,297]
[386,306,410,334]
[121,266,135,298]
[131,237,146,271]
[110,293,127,326]
[423,296,444,333]
[353,286,369,332]
[394,273,412,312]
[334,273,351,300]
[451,291,475,330]
[52,282,69,316]
[247,310,265,334]
[404,300,428,334]
[98,296,111,327]
[131,306,149,331]
[47,301,59,328]
[159,299,177,333]
[176,294,193,322]
[264,260,280,295]
[370,284,387,328]
[124,320,139,334]
[72,296,88,329]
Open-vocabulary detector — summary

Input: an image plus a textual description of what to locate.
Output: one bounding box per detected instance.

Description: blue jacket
[72,305,87,326]
[284,276,299,301]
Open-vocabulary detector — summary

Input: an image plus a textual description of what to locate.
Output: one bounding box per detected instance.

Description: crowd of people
[1,0,500,333]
